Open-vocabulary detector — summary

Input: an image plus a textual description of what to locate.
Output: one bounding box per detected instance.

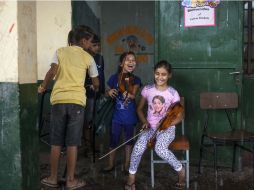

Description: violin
[147,101,184,149]
[118,72,135,103]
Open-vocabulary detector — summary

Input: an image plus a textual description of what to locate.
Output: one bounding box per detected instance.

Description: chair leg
[198,135,205,173]
[186,150,190,189]
[232,143,237,172]
[151,150,155,188]
[214,143,218,175]
[253,143,254,175]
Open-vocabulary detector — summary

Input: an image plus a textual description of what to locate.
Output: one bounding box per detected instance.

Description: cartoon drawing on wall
[121,35,146,53]
[107,25,154,64]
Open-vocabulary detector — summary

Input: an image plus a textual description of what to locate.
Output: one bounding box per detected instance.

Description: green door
[155,1,243,162]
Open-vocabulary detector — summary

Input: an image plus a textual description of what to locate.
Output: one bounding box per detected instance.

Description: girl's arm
[137,96,149,129]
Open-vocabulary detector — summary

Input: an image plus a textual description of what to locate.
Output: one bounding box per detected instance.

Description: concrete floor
[40,142,254,190]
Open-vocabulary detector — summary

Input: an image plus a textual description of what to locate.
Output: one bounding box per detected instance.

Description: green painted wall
[0,83,39,190]
[156,1,243,165]
[0,83,22,189]
[19,84,39,190]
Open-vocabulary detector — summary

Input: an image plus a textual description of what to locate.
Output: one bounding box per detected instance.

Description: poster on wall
[182,0,220,28]
[184,6,215,27]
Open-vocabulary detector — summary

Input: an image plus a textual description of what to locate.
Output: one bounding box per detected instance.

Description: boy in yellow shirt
[38,26,99,190]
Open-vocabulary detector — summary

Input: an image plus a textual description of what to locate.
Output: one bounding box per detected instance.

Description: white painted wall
[0,1,72,82]
[18,1,37,84]
[37,1,72,80]
[0,1,18,82]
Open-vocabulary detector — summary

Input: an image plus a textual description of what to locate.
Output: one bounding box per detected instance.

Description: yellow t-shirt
[50,46,93,106]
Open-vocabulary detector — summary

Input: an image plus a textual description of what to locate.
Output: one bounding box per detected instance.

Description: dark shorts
[50,104,85,146]
[110,122,135,148]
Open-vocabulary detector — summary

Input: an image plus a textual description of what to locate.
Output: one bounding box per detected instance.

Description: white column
[0,1,18,83]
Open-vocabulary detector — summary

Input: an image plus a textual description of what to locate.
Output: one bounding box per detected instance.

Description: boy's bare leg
[47,145,61,184]
[65,146,86,188]
[66,146,78,185]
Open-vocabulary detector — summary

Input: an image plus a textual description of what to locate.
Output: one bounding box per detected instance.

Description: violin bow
[98,128,145,160]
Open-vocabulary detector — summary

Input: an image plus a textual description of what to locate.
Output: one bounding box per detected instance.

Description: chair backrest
[200,92,238,110]
[200,92,238,132]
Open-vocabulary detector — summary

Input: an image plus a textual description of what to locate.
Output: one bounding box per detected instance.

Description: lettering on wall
[106,25,154,64]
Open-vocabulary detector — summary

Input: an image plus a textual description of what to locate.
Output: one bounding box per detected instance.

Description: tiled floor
[40,143,254,190]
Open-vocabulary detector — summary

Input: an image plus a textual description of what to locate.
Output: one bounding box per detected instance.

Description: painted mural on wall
[106,25,154,64]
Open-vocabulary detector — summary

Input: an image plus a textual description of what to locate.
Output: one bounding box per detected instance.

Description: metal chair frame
[198,92,254,175]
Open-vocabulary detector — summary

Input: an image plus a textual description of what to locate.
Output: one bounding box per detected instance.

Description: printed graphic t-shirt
[141,84,180,129]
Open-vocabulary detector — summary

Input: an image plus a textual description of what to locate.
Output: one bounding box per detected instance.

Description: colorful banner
[182,0,220,8]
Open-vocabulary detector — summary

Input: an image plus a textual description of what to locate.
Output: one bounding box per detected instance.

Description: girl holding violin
[103,51,141,173]
[125,60,185,190]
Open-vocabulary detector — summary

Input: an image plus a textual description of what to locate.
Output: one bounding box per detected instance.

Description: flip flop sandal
[66,179,86,190]
[41,177,59,188]
[173,182,186,190]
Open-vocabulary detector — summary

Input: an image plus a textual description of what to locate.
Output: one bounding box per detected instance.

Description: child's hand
[123,91,134,100]
[38,84,46,94]
[122,91,128,100]
[90,85,97,92]
[108,89,118,98]
[141,122,150,130]
[89,85,94,90]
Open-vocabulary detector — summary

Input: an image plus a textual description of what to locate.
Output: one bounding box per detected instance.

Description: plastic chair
[150,97,190,189]
[198,92,254,174]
